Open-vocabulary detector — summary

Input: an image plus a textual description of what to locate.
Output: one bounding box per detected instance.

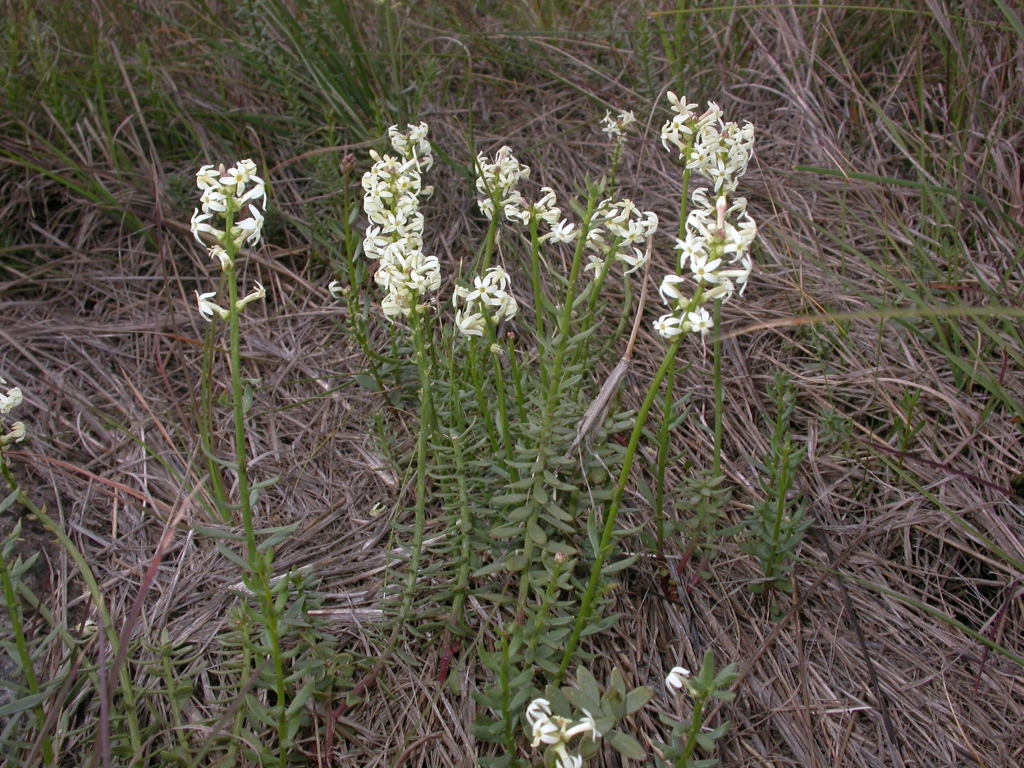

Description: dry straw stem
[2,1,1024,766]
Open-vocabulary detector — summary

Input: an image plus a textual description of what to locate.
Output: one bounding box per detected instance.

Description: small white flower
[233,204,265,247]
[0,385,23,415]
[200,187,228,214]
[563,709,600,739]
[209,245,232,271]
[235,282,266,312]
[526,698,553,726]
[196,165,220,190]
[690,253,723,284]
[328,280,346,300]
[601,109,636,141]
[544,219,578,243]
[666,666,692,691]
[0,422,25,447]
[191,208,223,246]
[687,307,713,337]
[551,744,582,768]
[659,274,687,306]
[196,291,229,322]
[654,314,684,339]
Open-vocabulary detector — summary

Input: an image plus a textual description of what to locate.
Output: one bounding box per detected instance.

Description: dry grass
[2,1,1023,766]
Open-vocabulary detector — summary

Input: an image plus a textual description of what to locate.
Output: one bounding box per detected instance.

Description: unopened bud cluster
[656,95,758,341]
[0,377,25,450]
[360,123,440,319]
[191,160,267,322]
[454,266,519,338]
[525,698,601,768]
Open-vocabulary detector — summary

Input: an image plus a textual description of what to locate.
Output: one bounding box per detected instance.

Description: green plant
[657,651,737,768]
[739,373,811,601]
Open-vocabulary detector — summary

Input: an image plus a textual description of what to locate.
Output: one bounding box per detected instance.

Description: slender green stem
[261,576,287,766]
[529,216,544,342]
[1,466,142,753]
[608,141,622,194]
[0,516,50,763]
[466,339,499,452]
[225,267,258,566]
[499,632,522,768]
[525,558,564,660]
[160,646,191,753]
[675,694,708,768]
[481,208,499,274]
[486,326,517,482]
[200,314,229,518]
[711,299,724,478]
[655,353,676,558]
[557,333,684,680]
[765,438,792,583]
[516,192,598,617]
[448,428,473,629]
[678,168,692,242]
[506,335,527,423]
[399,310,434,622]
[572,235,622,368]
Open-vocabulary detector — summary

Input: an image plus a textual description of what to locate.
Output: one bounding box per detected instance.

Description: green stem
[200,314,229,518]
[225,267,258,567]
[678,167,692,242]
[466,339,499,452]
[448,428,473,629]
[399,310,434,622]
[711,299,724,478]
[506,335,527,423]
[262,576,288,766]
[516,191,598,617]
[608,141,622,194]
[655,353,676,558]
[675,694,708,768]
[0,513,50,763]
[1,465,142,754]
[557,333,684,680]
[529,216,544,342]
[486,324,516,481]
[481,208,499,274]
[765,438,792,583]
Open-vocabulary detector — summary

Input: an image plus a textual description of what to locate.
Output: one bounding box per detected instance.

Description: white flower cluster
[0,377,25,449]
[660,92,754,195]
[601,109,637,143]
[525,699,601,768]
[454,266,519,338]
[475,147,577,243]
[584,199,659,276]
[190,159,266,254]
[190,160,268,322]
[361,123,440,319]
[475,146,529,222]
[655,97,757,341]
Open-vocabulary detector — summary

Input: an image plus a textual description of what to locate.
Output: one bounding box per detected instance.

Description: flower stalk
[557,333,684,680]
